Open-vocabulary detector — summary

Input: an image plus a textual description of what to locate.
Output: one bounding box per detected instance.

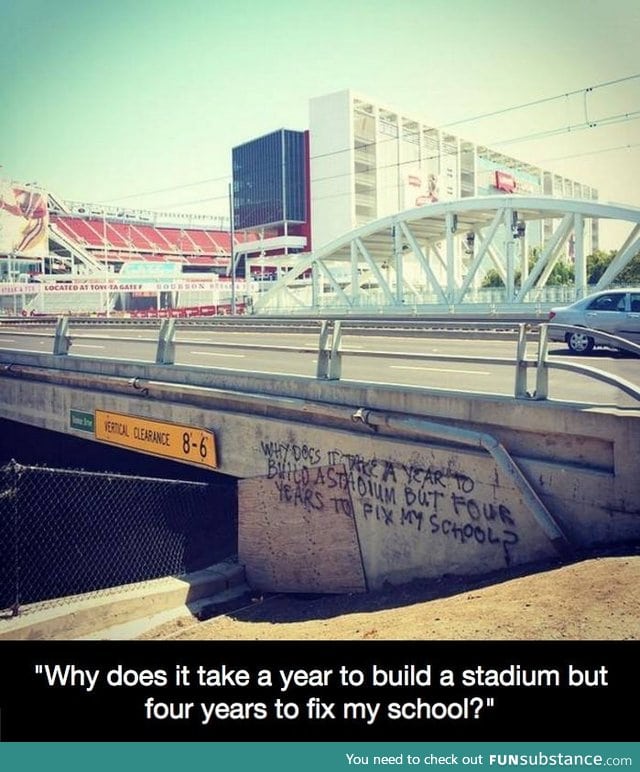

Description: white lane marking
[72,344,105,349]
[189,351,246,358]
[390,365,491,376]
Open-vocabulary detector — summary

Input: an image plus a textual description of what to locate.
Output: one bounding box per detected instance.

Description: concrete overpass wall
[1,351,638,592]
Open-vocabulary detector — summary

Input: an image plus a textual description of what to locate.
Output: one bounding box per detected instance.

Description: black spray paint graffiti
[259,441,520,564]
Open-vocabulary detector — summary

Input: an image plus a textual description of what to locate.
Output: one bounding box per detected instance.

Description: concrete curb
[0,561,245,641]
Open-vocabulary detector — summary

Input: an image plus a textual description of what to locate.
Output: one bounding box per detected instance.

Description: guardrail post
[156,318,176,365]
[316,320,342,380]
[514,323,529,398]
[534,324,550,400]
[316,320,331,378]
[327,320,343,380]
[52,316,70,356]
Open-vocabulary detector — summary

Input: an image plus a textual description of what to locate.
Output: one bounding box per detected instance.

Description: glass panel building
[232,129,308,231]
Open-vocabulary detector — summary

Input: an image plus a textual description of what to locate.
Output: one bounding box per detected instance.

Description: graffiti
[260,440,322,466]
[273,479,324,511]
[363,501,393,525]
[401,462,475,493]
[258,441,520,563]
[429,513,518,557]
[270,464,335,513]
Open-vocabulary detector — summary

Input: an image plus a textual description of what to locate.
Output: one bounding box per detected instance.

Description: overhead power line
[441,73,640,128]
[97,173,231,204]
[491,109,640,148]
[534,142,640,164]
[162,129,640,212]
[101,76,640,210]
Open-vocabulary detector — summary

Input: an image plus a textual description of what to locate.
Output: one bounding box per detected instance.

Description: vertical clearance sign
[94,409,217,469]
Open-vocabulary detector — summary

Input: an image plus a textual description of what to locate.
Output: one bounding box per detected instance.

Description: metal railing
[0,316,638,404]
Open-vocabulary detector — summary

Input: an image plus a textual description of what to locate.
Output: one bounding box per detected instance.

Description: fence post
[156,318,176,365]
[52,316,70,356]
[1,460,22,615]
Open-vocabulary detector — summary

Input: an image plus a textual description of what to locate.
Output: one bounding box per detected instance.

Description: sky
[1,0,639,246]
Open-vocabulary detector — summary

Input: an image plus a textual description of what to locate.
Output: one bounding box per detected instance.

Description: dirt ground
[140,551,640,641]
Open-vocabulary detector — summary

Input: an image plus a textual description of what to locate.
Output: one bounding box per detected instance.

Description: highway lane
[0,324,637,407]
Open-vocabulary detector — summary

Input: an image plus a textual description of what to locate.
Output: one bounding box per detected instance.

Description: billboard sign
[494,171,517,193]
[402,170,440,209]
[0,183,49,256]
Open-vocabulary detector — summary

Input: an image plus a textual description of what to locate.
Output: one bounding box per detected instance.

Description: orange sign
[95,410,217,469]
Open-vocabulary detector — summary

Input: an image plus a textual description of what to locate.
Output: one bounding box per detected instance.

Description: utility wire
[159,110,639,211]
[490,110,640,148]
[102,77,640,210]
[97,173,231,204]
[534,142,640,164]
[441,73,640,128]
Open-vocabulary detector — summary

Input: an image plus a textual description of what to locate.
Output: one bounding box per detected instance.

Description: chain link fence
[0,460,237,615]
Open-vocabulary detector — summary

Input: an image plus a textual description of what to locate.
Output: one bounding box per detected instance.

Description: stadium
[0,183,259,317]
[2,89,639,317]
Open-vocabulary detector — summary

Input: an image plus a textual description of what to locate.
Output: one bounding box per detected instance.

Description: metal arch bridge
[251,196,640,313]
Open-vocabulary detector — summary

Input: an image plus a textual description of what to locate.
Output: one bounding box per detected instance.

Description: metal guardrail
[0,311,545,328]
[0,316,638,404]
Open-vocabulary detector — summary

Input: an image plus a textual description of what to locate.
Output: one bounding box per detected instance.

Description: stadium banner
[0,280,248,295]
[0,282,41,295]
[0,183,49,257]
[33,280,248,293]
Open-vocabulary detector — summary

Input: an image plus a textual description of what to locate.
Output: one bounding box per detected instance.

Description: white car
[548,288,640,354]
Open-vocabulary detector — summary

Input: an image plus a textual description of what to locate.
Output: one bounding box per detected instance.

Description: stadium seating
[50,215,244,269]
[103,221,132,249]
[54,217,106,247]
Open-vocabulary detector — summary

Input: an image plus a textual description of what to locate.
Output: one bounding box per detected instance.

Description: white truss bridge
[253,196,640,313]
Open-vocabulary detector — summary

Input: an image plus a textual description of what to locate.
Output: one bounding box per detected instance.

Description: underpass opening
[0,419,238,614]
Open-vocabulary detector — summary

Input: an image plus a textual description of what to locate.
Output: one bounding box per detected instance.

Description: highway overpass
[0,317,639,595]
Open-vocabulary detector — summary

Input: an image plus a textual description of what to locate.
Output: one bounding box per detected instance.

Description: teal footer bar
[0,743,638,772]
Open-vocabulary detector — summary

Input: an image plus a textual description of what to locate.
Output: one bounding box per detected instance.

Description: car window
[630,294,640,313]
[587,293,626,312]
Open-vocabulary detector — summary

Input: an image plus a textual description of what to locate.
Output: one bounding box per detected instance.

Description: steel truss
[253,196,640,312]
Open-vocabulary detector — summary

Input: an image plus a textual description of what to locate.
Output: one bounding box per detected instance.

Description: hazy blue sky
[2,0,639,231]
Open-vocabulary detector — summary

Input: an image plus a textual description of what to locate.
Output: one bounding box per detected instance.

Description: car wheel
[566,330,594,354]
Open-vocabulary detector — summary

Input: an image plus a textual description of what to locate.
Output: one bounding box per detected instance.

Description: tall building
[309,89,598,252]
[232,128,311,277]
